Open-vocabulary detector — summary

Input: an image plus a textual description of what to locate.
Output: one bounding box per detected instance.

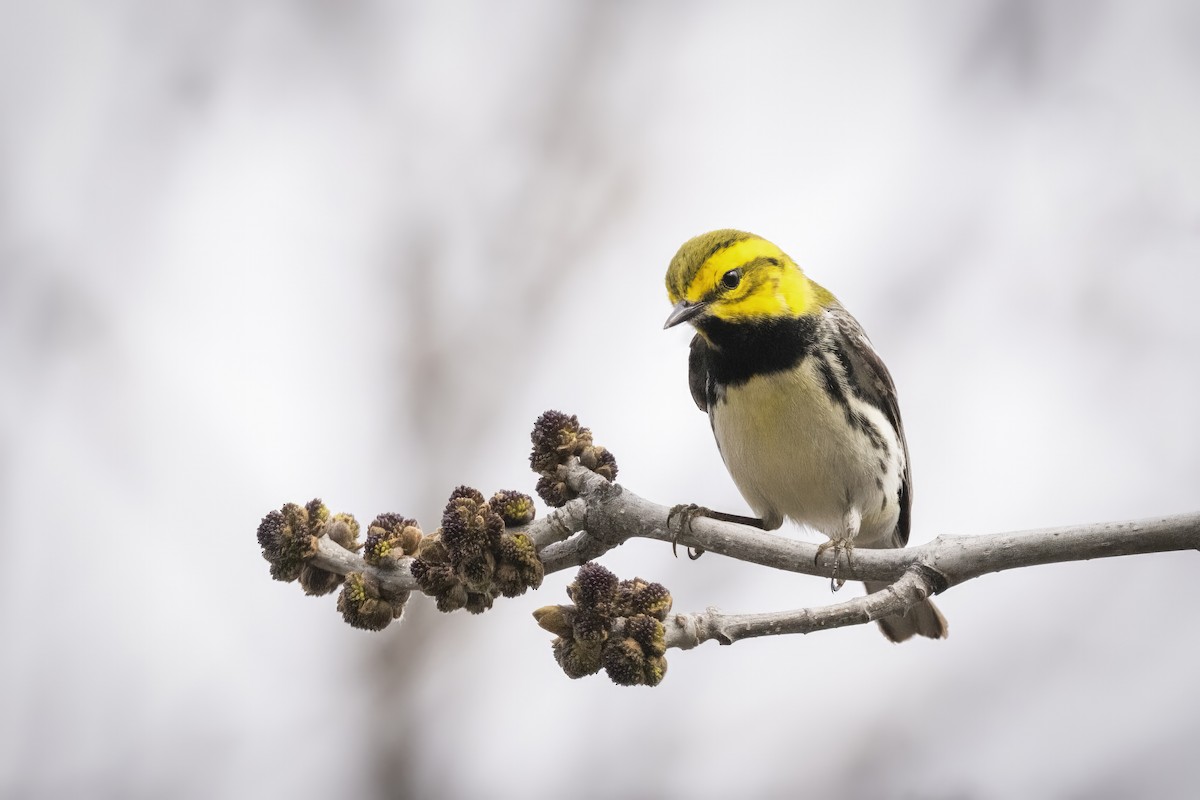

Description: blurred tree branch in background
[363,2,641,788]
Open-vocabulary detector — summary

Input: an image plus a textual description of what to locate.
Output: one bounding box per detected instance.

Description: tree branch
[537,462,1200,593]
[308,458,1200,649]
[661,569,935,649]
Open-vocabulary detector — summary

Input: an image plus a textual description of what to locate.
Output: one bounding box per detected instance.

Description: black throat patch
[697,315,820,388]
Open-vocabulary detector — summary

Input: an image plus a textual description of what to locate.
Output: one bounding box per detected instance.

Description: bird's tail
[863,581,948,643]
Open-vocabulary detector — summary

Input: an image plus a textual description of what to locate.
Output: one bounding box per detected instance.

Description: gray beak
[663,299,709,329]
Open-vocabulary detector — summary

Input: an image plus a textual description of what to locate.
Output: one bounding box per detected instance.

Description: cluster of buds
[410,487,545,614]
[256,499,361,596]
[336,512,430,630]
[337,571,407,631]
[256,488,544,630]
[534,562,672,687]
[362,513,424,568]
[257,501,413,630]
[529,410,618,507]
[257,411,622,638]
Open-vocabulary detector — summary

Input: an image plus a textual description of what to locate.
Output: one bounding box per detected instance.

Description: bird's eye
[721,269,742,290]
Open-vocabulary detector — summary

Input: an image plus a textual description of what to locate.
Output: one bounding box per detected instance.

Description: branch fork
[259,411,1200,685]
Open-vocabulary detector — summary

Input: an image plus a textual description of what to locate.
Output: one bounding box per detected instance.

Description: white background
[2,2,1199,798]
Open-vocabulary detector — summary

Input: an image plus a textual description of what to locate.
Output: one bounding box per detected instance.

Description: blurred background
[2,1,1199,798]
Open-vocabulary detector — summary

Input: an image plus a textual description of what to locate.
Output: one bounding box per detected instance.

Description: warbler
[664,229,947,642]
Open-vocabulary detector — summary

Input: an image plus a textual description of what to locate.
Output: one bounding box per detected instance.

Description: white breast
[710,357,904,546]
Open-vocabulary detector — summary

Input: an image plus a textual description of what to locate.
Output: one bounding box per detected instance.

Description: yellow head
[663,229,824,329]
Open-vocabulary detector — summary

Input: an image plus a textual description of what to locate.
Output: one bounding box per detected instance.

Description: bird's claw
[667,503,706,560]
[814,538,854,592]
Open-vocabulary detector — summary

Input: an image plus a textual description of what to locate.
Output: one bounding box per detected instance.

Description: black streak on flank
[820,341,890,456]
[818,348,889,456]
[853,410,889,454]
[817,355,848,409]
[826,325,899,459]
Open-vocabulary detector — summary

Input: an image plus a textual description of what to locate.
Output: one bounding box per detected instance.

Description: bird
[663,229,947,642]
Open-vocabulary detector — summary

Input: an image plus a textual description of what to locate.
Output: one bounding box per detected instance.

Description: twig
[661,570,935,649]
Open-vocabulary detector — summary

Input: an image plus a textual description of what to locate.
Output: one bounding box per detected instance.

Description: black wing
[828,307,912,548]
[687,333,711,413]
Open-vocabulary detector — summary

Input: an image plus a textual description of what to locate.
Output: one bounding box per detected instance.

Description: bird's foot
[667,505,767,559]
[814,537,855,592]
[667,503,707,560]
